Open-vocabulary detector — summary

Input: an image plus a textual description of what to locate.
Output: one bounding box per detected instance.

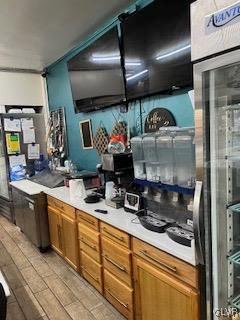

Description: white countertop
[44,187,197,266]
[0,271,10,297]
[10,179,49,195]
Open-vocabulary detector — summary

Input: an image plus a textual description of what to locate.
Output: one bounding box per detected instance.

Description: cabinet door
[61,214,79,271]
[133,257,199,320]
[48,207,63,255]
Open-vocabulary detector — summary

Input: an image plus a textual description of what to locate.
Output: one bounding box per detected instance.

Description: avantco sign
[205,1,240,34]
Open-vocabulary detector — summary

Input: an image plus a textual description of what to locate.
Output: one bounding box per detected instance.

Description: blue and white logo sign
[205,1,240,34]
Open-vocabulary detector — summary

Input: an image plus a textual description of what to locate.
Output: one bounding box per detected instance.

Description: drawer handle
[80,216,95,225]
[139,250,177,273]
[55,202,64,210]
[103,227,124,242]
[82,267,99,283]
[80,238,97,251]
[105,288,129,309]
[57,225,62,251]
[103,255,126,272]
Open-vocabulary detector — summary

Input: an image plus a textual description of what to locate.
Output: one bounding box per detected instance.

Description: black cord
[131,216,140,224]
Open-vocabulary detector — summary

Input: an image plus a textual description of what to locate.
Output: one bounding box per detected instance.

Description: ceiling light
[127,69,148,81]
[156,45,191,60]
[92,55,120,62]
[125,62,142,66]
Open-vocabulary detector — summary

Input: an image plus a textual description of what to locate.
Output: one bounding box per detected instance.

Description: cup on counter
[69,179,86,201]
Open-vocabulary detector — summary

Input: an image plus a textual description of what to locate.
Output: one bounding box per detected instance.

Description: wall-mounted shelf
[134,179,195,196]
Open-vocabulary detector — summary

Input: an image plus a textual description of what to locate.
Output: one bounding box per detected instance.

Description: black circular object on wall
[144,108,176,133]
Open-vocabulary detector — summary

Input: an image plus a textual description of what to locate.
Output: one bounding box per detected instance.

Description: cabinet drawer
[78,223,101,263]
[104,270,133,320]
[77,210,99,231]
[47,196,75,219]
[81,251,103,294]
[132,238,198,289]
[102,236,132,286]
[100,222,130,248]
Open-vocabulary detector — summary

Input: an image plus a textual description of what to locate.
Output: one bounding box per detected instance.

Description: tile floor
[0,215,125,320]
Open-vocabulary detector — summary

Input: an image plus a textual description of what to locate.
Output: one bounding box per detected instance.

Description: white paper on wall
[4,119,21,132]
[23,129,35,144]
[21,118,34,130]
[28,144,40,160]
[9,154,26,168]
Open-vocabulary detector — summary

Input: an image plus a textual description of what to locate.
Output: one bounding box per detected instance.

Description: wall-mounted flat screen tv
[67,26,125,113]
[122,0,193,101]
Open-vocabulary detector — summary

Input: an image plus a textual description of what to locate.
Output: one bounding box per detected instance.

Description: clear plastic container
[156,135,174,184]
[143,135,159,182]
[173,128,195,187]
[131,136,146,179]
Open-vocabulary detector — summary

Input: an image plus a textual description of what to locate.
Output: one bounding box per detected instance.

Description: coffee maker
[98,153,134,208]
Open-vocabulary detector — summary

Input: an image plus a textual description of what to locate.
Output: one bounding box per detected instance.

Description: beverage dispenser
[131,136,146,179]
[156,134,174,184]
[173,128,195,187]
[142,134,159,182]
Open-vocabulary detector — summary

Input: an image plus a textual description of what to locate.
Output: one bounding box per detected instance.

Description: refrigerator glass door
[0,125,9,200]
[194,51,240,319]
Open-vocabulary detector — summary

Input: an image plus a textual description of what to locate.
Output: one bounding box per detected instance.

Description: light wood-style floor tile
[20,266,48,293]
[14,285,45,320]
[6,301,26,320]
[2,263,26,290]
[91,303,125,320]
[17,241,41,259]
[0,215,124,320]
[29,256,54,278]
[80,289,103,311]
[7,288,16,304]
[0,242,14,267]
[3,240,31,269]
[44,274,77,307]
[35,289,72,320]
[65,301,95,320]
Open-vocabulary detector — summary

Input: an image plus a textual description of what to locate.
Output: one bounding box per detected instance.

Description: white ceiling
[0,0,133,71]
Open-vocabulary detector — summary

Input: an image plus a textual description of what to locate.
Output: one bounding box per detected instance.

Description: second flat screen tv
[122,0,193,101]
[68,26,125,113]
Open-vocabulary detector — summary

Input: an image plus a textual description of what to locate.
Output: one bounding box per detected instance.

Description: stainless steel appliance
[194,49,240,319]
[11,187,49,252]
[11,171,64,251]
[0,113,46,222]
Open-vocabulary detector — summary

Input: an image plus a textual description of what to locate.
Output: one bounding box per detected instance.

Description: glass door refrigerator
[194,49,240,320]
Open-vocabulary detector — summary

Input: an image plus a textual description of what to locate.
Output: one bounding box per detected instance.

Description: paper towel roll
[69,179,86,200]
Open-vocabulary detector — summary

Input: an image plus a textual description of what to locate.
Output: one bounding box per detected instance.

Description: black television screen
[122,0,193,101]
[67,26,125,113]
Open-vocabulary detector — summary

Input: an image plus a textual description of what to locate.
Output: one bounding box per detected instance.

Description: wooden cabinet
[81,251,103,293]
[77,209,99,231]
[132,238,198,289]
[61,214,78,270]
[102,236,132,287]
[78,223,101,263]
[48,206,63,256]
[47,197,79,271]
[104,269,134,320]
[133,257,199,320]
[77,211,103,292]
[100,222,130,248]
[47,195,200,320]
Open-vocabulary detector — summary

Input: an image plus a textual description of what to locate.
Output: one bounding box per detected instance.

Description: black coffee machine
[97,153,134,208]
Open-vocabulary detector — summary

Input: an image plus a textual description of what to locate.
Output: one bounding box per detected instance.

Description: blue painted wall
[46,1,194,172]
